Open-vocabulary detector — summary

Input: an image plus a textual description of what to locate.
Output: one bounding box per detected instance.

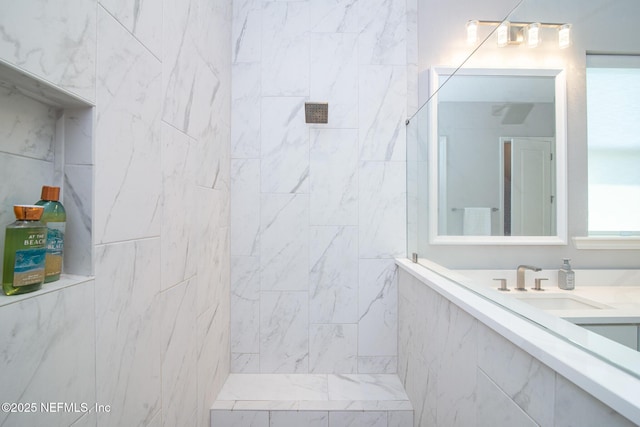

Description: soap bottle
[35,186,66,283]
[2,205,47,295]
[558,258,575,290]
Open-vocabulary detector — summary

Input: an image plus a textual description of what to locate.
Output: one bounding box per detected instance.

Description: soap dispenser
[558,258,575,290]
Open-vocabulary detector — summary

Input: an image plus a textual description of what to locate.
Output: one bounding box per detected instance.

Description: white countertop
[539,286,640,324]
[454,269,640,324]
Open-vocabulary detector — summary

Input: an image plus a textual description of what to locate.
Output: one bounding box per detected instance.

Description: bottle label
[44,222,65,277]
[13,248,46,287]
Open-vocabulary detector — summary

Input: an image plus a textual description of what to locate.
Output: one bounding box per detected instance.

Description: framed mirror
[428,67,567,245]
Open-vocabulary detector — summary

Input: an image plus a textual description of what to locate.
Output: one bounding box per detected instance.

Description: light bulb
[558,24,572,49]
[526,22,541,48]
[466,20,479,44]
[497,21,509,47]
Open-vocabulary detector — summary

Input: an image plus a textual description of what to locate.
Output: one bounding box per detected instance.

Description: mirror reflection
[429,68,567,243]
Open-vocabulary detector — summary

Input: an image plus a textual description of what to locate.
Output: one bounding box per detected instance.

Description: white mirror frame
[428,67,568,245]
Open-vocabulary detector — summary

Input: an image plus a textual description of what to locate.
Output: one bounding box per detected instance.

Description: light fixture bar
[469,20,572,49]
[475,20,568,28]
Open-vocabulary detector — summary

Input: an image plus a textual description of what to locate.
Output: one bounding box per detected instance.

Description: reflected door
[503,137,554,235]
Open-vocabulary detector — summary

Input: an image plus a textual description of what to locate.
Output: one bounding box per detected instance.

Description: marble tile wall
[211,411,413,427]
[0,1,231,426]
[231,0,410,374]
[397,268,637,427]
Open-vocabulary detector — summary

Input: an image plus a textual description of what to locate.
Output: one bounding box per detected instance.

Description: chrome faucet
[516,265,541,291]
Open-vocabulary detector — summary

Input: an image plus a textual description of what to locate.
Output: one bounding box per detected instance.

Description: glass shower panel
[405,100,431,260]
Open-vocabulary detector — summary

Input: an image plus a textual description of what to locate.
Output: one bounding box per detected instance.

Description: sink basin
[514,294,611,310]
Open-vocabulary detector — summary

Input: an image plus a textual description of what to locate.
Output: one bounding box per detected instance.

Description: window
[586,55,640,235]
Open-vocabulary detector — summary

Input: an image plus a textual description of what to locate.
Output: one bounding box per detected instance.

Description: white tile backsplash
[0,281,95,427]
[231,0,408,375]
[99,0,162,58]
[161,122,197,290]
[310,324,358,373]
[359,161,407,259]
[357,0,407,66]
[357,356,398,374]
[359,66,407,161]
[94,240,162,426]
[231,63,262,158]
[161,278,198,427]
[261,2,310,97]
[0,85,56,161]
[231,159,261,256]
[260,291,310,373]
[309,129,358,226]
[358,260,398,357]
[260,194,309,291]
[476,370,538,427]
[260,97,309,194]
[0,0,96,101]
[309,226,358,323]
[478,325,555,426]
[94,8,162,244]
[310,33,358,128]
[232,0,262,63]
[0,1,231,426]
[231,256,261,354]
[309,0,358,34]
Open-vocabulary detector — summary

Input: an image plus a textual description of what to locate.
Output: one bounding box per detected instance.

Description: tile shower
[0,0,416,425]
[229,0,413,375]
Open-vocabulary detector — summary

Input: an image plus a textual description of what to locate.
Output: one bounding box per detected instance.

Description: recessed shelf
[0,60,94,290]
[0,274,94,308]
[0,58,92,108]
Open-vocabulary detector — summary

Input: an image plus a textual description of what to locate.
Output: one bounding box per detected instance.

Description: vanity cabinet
[581,324,639,351]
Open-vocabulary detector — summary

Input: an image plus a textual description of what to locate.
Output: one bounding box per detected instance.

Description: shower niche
[0,60,93,301]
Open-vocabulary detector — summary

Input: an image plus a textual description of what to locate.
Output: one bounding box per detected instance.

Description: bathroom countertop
[452,268,640,324]
[538,286,640,324]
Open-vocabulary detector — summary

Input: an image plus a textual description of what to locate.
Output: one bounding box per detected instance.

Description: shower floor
[211,373,413,426]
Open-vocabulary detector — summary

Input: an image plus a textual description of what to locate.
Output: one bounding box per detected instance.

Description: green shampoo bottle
[35,186,66,283]
[2,205,47,295]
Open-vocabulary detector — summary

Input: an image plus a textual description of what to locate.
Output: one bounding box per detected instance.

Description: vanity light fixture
[466,20,572,49]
